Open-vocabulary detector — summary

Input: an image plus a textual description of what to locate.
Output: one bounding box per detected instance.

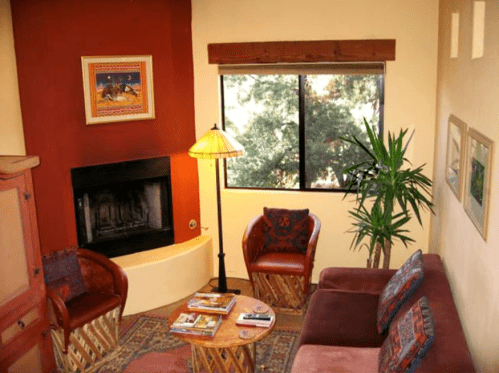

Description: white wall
[192,0,439,281]
[0,0,25,155]
[432,0,499,371]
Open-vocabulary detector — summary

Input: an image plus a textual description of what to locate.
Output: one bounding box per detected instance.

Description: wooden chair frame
[242,214,321,314]
[45,248,128,372]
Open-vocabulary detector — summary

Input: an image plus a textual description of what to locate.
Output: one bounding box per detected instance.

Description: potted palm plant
[342,119,434,269]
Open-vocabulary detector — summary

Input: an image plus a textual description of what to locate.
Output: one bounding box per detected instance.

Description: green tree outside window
[222,73,383,191]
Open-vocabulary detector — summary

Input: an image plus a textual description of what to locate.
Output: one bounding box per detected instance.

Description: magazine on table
[170,312,222,337]
[236,312,274,328]
[187,292,236,314]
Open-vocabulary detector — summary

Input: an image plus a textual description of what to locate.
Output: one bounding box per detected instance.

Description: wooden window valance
[208,39,396,65]
[218,62,386,76]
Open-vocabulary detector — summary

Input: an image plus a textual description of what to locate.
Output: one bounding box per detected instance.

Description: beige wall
[433,1,499,371]
[192,0,439,281]
[0,0,25,155]
[3,0,496,368]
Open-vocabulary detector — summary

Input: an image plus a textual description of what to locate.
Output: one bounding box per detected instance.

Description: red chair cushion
[66,292,121,330]
[262,208,309,253]
[42,248,88,302]
[249,252,306,275]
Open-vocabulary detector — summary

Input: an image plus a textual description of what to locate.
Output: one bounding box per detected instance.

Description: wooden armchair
[43,248,128,373]
[242,210,321,313]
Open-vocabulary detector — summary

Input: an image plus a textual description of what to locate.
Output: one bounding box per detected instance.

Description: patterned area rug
[97,315,300,373]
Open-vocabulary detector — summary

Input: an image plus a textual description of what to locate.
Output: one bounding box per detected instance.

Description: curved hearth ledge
[112,235,213,316]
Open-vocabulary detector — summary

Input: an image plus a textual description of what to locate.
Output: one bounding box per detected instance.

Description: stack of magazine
[187,292,236,315]
[170,312,222,336]
[236,313,274,328]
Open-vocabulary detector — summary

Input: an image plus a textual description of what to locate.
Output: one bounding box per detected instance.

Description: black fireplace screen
[71,157,174,258]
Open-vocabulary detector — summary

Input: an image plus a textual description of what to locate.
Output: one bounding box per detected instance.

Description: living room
[1,0,498,372]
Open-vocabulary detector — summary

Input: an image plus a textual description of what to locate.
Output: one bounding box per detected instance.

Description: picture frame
[463,128,494,241]
[81,55,155,125]
[445,115,467,201]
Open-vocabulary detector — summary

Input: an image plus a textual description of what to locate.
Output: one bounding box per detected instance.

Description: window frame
[220,71,385,193]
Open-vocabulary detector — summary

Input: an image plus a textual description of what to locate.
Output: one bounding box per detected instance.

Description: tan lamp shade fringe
[188,124,244,159]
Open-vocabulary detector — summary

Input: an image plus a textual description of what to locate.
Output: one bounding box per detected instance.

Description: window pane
[223,75,300,189]
[304,74,382,189]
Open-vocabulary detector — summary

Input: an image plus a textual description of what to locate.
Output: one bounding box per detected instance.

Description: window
[221,64,384,191]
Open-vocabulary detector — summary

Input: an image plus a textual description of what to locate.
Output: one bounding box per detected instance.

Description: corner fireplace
[71,157,174,258]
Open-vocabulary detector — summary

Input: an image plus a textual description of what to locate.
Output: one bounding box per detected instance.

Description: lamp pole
[188,124,243,294]
[212,158,226,292]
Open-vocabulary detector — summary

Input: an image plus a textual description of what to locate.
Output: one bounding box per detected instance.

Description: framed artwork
[445,115,467,200]
[81,55,155,125]
[463,128,494,241]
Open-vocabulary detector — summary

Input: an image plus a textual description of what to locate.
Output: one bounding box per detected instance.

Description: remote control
[243,313,271,320]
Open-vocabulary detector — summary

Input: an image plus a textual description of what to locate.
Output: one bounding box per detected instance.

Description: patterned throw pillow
[377,250,424,333]
[378,296,435,373]
[42,248,88,302]
[262,208,309,253]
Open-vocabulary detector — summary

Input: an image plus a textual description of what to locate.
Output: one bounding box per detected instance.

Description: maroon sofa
[291,254,475,372]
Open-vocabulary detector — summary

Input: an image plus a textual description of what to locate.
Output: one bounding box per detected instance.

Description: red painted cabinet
[0,157,55,373]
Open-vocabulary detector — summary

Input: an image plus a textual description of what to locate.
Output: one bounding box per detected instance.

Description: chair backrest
[243,211,321,268]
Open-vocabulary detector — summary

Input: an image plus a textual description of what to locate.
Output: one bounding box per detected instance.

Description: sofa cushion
[298,289,386,348]
[291,344,379,373]
[318,266,396,292]
[262,207,309,253]
[42,248,88,302]
[378,296,435,373]
[377,250,424,333]
[391,254,476,372]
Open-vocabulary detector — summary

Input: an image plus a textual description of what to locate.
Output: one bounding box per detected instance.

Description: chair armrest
[77,248,128,318]
[46,288,71,351]
[304,214,321,275]
[242,215,266,269]
[318,267,396,293]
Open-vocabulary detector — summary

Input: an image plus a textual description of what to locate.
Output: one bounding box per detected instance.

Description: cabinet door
[7,344,43,373]
[0,171,51,372]
[0,172,44,320]
[0,317,52,373]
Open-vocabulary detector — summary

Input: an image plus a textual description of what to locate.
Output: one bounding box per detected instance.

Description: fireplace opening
[71,157,174,258]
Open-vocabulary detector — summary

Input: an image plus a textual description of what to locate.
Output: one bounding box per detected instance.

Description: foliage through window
[221,69,384,191]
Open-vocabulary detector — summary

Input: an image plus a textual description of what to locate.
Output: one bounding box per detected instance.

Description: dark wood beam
[208,39,396,65]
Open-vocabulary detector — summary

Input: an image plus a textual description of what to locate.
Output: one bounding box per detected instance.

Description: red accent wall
[10,0,200,254]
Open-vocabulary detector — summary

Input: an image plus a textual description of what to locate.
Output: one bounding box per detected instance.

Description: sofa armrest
[318,267,396,293]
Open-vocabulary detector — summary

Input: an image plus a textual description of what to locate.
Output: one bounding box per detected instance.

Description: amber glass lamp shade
[188,124,243,159]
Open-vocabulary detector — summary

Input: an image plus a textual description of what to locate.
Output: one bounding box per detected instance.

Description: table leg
[190,344,257,373]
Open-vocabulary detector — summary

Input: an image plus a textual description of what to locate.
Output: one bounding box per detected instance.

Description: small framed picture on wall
[463,128,494,241]
[445,115,467,201]
[81,55,155,125]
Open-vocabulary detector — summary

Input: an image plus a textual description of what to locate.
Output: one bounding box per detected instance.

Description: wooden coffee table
[168,295,275,373]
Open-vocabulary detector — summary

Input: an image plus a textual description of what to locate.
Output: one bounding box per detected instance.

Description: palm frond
[342,118,434,267]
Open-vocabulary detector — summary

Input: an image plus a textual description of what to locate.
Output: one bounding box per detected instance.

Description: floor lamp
[188,124,244,293]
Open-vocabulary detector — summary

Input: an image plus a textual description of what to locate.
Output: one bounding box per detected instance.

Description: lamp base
[211,287,241,294]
